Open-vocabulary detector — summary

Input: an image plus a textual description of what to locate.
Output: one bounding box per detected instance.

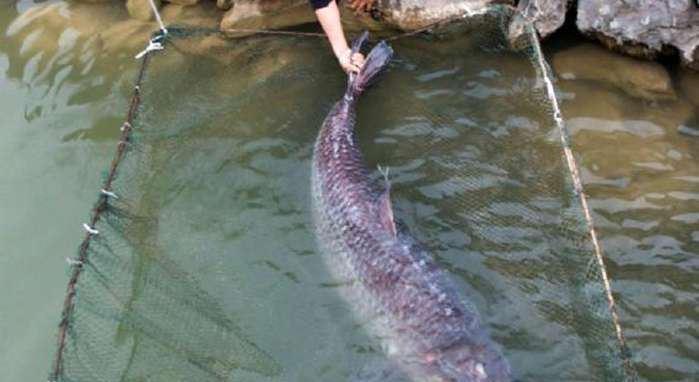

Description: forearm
[314,1,350,59]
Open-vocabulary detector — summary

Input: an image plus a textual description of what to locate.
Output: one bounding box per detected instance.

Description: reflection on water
[1,1,697,382]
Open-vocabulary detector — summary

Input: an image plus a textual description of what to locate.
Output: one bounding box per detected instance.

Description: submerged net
[51,5,636,382]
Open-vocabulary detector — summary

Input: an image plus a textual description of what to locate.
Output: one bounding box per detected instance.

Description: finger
[341,62,357,74]
[351,54,365,65]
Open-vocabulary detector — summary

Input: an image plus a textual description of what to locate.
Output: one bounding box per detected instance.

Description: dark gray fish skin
[311,34,511,382]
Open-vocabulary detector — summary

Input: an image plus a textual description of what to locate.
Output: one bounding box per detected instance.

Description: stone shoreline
[106,0,699,70]
[4,0,699,110]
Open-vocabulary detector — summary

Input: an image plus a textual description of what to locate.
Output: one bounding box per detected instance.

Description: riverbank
[67,0,699,71]
[6,0,699,114]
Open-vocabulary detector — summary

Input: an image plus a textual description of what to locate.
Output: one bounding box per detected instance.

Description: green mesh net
[51,6,636,382]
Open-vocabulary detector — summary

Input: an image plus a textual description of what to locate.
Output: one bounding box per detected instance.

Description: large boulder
[220,0,316,37]
[98,18,154,53]
[577,0,699,70]
[552,43,676,102]
[219,0,512,37]
[160,2,221,28]
[338,4,387,34]
[559,80,694,144]
[512,0,568,39]
[376,0,511,30]
[168,0,200,6]
[216,0,233,11]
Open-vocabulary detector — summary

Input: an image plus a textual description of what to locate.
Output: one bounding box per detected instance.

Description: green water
[1,1,697,382]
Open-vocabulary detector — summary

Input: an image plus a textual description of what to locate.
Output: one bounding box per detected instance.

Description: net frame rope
[49,5,637,381]
[526,22,634,378]
[49,32,157,382]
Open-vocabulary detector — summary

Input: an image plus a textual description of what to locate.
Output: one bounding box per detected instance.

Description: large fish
[311,32,512,382]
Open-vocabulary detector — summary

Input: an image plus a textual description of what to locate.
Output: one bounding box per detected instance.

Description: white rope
[526,22,631,357]
[147,0,167,35]
[134,0,167,59]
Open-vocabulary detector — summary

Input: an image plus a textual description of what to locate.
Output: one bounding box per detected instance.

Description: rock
[559,78,697,197]
[168,0,199,5]
[126,0,161,22]
[338,3,387,34]
[216,0,233,11]
[559,79,693,134]
[376,0,511,30]
[513,0,568,39]
[98,18,154,54]
[577,0,699,70]
[552,43,676,102]
[678,68,699,108]
[218,0,512,35]
[505,10,531,51]
[172,34,231,57]
[160,2,221,29]
[220,0,316,37]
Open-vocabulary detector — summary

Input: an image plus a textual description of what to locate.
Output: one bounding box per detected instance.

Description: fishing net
[51,5,636,382]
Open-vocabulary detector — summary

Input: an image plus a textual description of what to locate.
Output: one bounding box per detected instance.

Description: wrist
[335,47,351,65]
[333,44,351,60]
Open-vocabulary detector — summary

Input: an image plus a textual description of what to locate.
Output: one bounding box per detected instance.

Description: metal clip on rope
[134,0,168,60]
[82,223,99,235]
[65,257,83,267]
[100,189,118,199]
[135,33,166,60]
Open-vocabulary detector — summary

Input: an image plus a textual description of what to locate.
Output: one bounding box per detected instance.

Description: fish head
[421,340,512,382]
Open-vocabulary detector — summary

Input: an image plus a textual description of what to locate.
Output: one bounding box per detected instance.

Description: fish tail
[347,32,393,98]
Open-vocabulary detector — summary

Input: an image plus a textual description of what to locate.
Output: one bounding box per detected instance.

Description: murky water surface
[0,1,697,381]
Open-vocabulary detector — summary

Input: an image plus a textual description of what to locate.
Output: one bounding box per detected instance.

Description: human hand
[337,49,366,74]
[347,0,376,13]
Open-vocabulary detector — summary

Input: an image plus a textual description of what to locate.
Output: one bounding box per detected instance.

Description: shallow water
[0,1,697,382]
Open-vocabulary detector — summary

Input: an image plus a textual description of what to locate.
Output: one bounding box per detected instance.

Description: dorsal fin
[377,165,397,237]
